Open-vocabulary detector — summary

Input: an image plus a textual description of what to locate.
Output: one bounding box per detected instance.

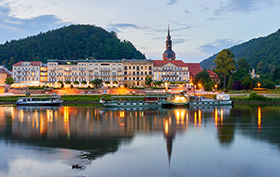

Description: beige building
[123,59,153,86]
[47,59,153,87]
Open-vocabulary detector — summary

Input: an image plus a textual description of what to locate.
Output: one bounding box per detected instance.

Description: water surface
[0,105,280,177]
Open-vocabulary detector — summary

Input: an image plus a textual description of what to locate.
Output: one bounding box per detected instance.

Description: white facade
[47,59,124,87]
[12,61,42,84]
[153,61,189,82]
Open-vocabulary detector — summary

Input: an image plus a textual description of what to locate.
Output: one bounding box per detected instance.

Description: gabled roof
[153,60,187,67]
[207,70,218,79]
[184,63,202,76]
[13,61,42,66]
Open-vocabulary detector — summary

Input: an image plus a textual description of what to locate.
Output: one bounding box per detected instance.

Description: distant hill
[200,29,280,73]
[0,24,145,69]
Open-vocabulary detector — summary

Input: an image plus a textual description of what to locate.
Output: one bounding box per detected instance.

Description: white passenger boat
[189,93,232,107]
[16,96,63,106]
[100,98,161,107]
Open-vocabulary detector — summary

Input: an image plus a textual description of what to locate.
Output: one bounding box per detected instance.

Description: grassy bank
[231,93,280,104]
[0,94,146,104]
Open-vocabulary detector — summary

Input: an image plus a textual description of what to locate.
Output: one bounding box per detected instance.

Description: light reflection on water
[0,105,280,177]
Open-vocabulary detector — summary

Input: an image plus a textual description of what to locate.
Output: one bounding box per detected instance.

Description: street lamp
[165,81,168,91]
[198,83,201,90]
[258,83,261,88]
[215,84,217,92]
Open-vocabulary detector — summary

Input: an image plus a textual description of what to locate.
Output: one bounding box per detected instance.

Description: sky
[0,0,279,63]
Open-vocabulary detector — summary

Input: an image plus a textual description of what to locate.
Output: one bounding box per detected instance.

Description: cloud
[106,23,141,33]
[167,0,178,6]
[215,0,274,15]
[173,38,188,45]
[184,10,190,14]
[198,39,238,55]
[0,5,67,43]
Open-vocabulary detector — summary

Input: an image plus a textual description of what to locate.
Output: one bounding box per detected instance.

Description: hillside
[200,29,280,73]
[0,24,145,69]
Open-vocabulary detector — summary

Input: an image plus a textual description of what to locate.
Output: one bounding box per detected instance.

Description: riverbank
[0,93,279,105]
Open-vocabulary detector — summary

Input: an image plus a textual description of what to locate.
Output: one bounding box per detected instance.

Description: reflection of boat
[161,92,189,108]
[16,105,61,110]
[189,93,232,107]
[16,96,63,106]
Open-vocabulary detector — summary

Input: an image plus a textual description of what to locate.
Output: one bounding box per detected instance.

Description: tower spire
[162,25,176,60]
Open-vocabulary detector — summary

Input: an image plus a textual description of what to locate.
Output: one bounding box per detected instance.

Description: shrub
[249,92,269,100]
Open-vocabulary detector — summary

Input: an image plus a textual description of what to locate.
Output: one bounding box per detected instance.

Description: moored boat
[16,96,63,106]
[161,92,189,108]
[189,93,232,107]
[99,94,165,107]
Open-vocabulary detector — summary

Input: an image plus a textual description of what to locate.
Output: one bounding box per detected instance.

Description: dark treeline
[1,25,146,69]
[201,28,280,76]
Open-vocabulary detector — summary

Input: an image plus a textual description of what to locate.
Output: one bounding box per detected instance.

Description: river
[0,105,280,177]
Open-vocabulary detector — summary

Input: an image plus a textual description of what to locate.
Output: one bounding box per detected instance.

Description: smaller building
[12,61,43,85]
[207,70,219,82]
[123,59,153,86]
[0,66,12,93]
[153,60,189,82]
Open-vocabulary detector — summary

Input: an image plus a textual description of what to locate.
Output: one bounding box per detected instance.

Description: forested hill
[0,24,146,69]
[200,29,280,73]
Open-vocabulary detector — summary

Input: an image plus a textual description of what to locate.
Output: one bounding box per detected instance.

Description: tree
[105,81,110,85]
[92,78,103,88]
[113,81,118,84]
[214,49,235,90]
[81,80,87,86]
[241,76,253,89]
[194,70,209,85]
[262,79,275,89]
[232,68,250,82]
[227,77,233,90]
[272,65,280,80]
[58,81,64,88]
[154,81,163,86]
[73,81,79,87]
[232,81,243,90]
[5,76,14,85]
[237,58,251,71]
[65,80,71,85]
[145,76,152,86]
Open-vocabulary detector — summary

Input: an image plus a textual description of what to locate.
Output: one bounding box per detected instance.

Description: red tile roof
[12,61,42,66]
[185,63,202,77]
[153,60,187,67]
[153,60,202,77]
[207,70,218,79]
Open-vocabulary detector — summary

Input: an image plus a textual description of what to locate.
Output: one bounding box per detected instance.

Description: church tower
[162,25,176,60]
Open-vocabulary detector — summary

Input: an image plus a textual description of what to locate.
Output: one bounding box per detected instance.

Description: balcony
[79,68,86,72]
[64,69,71,72]
[100,68,110,71]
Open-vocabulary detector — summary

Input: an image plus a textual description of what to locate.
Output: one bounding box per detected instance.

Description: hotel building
[12,61,47,84]
[47,59,153,87]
